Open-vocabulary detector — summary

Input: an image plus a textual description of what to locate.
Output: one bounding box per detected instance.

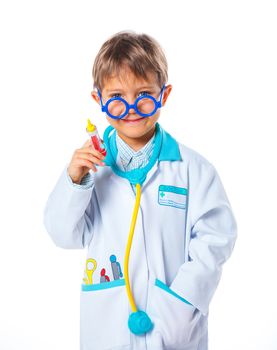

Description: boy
[44,31,237,350]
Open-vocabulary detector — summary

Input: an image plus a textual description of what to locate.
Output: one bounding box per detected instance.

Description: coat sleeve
[43,166,95,249]
[170,158,237,315]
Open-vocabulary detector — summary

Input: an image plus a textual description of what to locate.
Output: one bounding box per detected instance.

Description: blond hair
[92,31,168,91]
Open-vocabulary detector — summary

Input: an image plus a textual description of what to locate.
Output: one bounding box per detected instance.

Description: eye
[138,91,151,97]
[111,93,122,98]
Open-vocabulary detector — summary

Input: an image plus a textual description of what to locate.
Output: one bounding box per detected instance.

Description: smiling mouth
[122,117,144,123]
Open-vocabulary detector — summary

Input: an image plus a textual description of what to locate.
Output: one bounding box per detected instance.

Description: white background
[0,0,276,349]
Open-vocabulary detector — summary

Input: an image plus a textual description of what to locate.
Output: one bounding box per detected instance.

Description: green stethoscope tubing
[103,124,164,335]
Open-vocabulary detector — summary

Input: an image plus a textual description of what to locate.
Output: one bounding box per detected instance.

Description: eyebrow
[105,85,157,93]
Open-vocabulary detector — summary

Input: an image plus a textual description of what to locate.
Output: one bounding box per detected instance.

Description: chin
[121,130,147,139]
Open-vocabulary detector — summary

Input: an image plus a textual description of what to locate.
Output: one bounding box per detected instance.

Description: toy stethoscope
[89,86,166,335]
[103,123,163,335]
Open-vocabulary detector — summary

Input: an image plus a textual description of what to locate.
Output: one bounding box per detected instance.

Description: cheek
[106,116,118,127]
[105,117,127,133]
[147,112,160,124]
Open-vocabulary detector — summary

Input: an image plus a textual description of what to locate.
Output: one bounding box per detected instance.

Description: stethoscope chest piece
[128,310,153,335]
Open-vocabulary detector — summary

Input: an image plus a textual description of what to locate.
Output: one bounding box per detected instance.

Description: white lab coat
[44,128,237,350]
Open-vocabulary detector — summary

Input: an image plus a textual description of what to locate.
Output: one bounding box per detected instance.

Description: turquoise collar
[103,123,181,185]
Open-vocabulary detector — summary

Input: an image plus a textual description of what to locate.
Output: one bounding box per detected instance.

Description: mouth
[122,117,145,124]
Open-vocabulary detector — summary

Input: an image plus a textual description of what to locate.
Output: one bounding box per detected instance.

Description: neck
[117,128,156,152]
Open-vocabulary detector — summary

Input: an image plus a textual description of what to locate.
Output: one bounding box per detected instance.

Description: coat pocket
[148,279,202,348]
[80,279,130,349]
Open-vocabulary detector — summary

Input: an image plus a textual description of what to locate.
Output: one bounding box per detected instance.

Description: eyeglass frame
[97,84,166,120]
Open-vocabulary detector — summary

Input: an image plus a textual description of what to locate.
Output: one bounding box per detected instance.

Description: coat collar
[103,123,181,185]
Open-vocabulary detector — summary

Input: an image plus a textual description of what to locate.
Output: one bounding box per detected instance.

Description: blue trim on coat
[155,279,192,305]
[158,127,181,162]
[82,279,126,291]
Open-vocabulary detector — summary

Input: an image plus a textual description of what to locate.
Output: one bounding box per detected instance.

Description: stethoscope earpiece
[128,311,153,335]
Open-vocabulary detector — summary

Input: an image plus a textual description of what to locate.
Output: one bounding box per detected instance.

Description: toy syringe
[86,119,107,156]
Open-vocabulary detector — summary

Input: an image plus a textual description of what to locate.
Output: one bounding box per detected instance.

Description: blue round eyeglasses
[97,85,166,120]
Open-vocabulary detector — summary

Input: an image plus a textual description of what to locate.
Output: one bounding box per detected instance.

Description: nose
[124,94,138,116]
[128,106,136,114]
[127,99,137,114]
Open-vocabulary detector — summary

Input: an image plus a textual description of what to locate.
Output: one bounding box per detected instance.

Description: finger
[73,158,96,170]
[77,147,105,159]
[78,159,98,173]
[82,139,92,148]
[76,153,105,167]
[90,164,98,173]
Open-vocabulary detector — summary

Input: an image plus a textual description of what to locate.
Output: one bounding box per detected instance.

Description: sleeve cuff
[66,170,95,190]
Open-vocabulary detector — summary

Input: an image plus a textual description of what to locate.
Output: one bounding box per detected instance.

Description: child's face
[91,69,172,150]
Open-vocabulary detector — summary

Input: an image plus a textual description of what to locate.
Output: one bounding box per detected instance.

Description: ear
[162,85,172,106]
[91,90,100,105]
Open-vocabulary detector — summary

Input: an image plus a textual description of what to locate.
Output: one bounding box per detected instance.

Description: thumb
[82,139,92,148]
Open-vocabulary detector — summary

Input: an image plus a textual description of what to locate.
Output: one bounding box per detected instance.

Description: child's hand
[67,140,106,184]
